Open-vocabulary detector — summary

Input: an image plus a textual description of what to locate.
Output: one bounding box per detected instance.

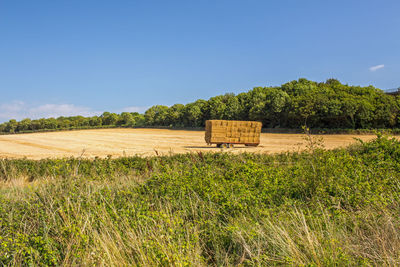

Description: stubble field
[0,128,379,159]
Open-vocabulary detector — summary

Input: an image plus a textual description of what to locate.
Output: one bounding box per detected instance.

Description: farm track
[0,128,381,159]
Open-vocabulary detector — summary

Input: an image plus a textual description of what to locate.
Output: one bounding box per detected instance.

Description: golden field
[0,128,380,159]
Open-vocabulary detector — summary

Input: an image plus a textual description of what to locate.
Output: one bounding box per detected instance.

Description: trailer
[205,120,262,148]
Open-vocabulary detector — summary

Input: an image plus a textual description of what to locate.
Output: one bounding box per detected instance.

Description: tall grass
[1,135,400,265]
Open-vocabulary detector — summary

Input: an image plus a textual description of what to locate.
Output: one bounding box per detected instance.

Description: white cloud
[29,104,100,118]
[120,106,148,113]
[369,64,384,72]
[0,102,101,122]
[0,101,29,121]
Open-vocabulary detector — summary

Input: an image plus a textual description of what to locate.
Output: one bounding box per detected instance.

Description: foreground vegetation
[1,79,399,134]
[1,135,400,265]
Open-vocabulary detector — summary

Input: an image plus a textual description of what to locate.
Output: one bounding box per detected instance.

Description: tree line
[1,78,399,134]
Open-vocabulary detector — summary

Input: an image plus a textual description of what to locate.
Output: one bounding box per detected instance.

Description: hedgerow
[1,135,400,265]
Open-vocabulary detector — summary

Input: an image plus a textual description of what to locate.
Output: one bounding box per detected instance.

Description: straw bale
[205,120,262,145]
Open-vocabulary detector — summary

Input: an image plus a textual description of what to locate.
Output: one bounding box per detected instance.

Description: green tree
[4,119,17,133]
[184,99,207,127]
[144,105,169,126]
[119,112,135,126]
[89,116,102,127]
[17,118,32,132]
[248,87,289,127]
[101,112,119,126]
[167,104,185,126]
[206,93,240,120]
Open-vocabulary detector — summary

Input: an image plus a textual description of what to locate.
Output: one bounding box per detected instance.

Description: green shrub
[1,136,400,265]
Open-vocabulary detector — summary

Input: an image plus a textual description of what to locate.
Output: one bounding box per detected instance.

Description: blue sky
[0,0,399,121]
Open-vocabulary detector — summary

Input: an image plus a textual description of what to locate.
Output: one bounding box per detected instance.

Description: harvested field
[0,128,382,159]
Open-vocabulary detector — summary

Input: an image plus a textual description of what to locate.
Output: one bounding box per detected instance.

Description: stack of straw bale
[205,120,262,145]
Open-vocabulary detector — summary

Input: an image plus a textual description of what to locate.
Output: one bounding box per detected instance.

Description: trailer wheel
[245,144,259,147]
[216,144,222,148]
